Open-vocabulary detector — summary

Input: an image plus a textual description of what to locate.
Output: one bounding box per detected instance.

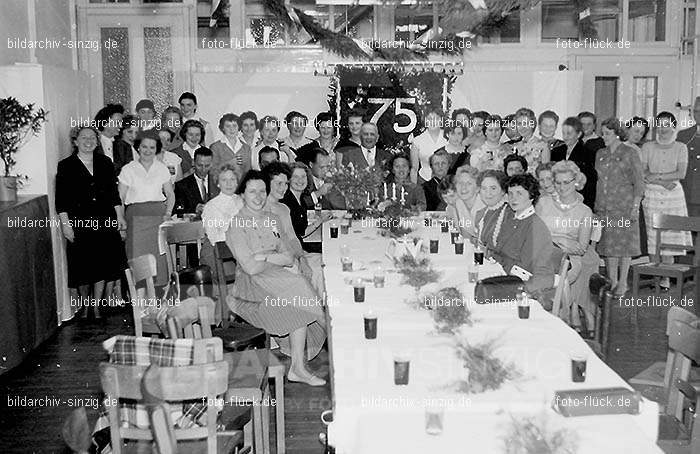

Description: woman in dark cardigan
[56,126,127,318]
[484,173,555,295]
[550,116,597,209]
[280,162,329,253]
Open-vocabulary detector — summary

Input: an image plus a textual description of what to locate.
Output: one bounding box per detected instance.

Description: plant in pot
[0,97,48,201]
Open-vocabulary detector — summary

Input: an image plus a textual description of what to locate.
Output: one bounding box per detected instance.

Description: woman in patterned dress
[226,170,327,386]
[513,107,549,173]
[640,112,693,290]
[595,118,645,296]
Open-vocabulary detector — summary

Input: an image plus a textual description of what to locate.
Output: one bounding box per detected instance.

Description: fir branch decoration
[455,337,519,394]
[326,164,385,211]
[428,287,473,334]
[0,97,48,176]
[501,412,579,454]
[395,255,441,292]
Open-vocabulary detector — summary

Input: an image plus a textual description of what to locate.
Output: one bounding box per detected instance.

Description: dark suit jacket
[678,126,700,206]
[550,140,597,210]
[583,136,605,156]
[113,139,135,175]
[341,146,392,172]
[172,144,211,178]
[309,178,347,210]
[281,189,321,253]
[174,173,219,214]
[423,177,446,211]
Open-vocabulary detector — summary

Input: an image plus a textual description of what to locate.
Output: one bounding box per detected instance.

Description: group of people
[55,91,700,380]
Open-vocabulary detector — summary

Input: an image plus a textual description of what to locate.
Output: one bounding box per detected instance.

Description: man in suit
[307,147,346,210]
[423,150,451,211]
[679,96,700,217]
[174,148,219,216]
[341,122,392,172]
[578,111,605,156]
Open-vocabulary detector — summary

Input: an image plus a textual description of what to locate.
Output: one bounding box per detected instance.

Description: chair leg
[631,270,640,297]
[252,399,265,454]
[271,367,286,454]
[244,419,253,453]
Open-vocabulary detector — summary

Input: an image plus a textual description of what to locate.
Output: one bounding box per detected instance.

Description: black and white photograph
[1,0,699,452]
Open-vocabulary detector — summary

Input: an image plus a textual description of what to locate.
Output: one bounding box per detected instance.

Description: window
[541,1,578,42]
[633,77,657,121]
[594,77,618,121]
[482,8,521,43]
[682,0,695,54]
[590,0,622,41]
[395,4,435,43]
[628,0,666,41]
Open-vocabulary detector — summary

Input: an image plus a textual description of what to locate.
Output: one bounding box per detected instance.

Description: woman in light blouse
[410,107,448,184]
[118,130,175,285]
[640,112,693,290]
[536,160,599,330]
[440,166,484,241]
[514,107,549,172]
[469,115,510,172]
[210,113,251,181]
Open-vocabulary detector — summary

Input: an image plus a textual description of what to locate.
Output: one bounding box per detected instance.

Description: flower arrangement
[455,337,520,394]
[0,97,48,197]
[395,254,441,292]
[501,411,579,454]
[429,287,473,334]
[376,199,417,238]
[326,164,385,214]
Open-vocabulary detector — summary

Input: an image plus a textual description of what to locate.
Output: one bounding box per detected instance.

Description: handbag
[473,275,523,304]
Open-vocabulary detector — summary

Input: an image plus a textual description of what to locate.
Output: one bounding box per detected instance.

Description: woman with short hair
[385,153,427,211]
[281,162,327,253]
[513,107,549,172]
[440,123,470,173]
[537,110,565,152]
[536,160,599,329]
[410,107,448,184]
[469,115,510,172]
[444,166,484,240]
[640,112,693,290]
[160,106,183,150]
[226,170,327,386]
[210,113,251,180]
[118,130,175,285]
[474,169,509,249]
[172,119,206,177]
[535,162,557,199]
[504,153,528,176]
[595,118,644,296]
[550,116,597,209]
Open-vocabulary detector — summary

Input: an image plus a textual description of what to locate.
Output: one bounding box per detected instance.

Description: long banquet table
[321,213,662,453]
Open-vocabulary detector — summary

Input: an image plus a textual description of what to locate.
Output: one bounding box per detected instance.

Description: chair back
[650,214,700,264]
[125,254,158,337]
[213,241,237,323]
[665,319,700,422]
[551,255,571,320]
[99,360,228,454]
[166,298,215,340]
[164,221,206,273]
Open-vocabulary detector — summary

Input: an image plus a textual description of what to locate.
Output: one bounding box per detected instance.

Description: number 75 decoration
[367,98,417,134]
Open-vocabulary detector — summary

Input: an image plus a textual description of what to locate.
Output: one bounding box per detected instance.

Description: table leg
[271,366,286,454]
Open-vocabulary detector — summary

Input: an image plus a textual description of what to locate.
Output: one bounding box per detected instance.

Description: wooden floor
[0,280,696,454]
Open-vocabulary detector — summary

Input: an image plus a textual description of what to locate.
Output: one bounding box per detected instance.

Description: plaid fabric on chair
[92,335,224,453]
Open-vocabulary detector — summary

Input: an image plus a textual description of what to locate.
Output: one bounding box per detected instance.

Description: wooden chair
[551,255,571,321]
[632,214,700,303]
[630,307,700,403]
[164,221,214,298]
[100,360,244,454]
[167,304,285,454]
[213,240,237,325]
[584,273,613,359]
[125,254,162,337]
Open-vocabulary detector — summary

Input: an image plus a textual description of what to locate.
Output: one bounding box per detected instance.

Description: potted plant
[0,97,48,201]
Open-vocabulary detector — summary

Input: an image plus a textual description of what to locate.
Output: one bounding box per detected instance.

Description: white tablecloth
[322,217,662,454]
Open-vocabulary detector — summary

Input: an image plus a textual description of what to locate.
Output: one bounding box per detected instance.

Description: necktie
[200,178,208,202]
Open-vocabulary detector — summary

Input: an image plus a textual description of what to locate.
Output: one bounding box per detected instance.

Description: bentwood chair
[125,254,162,337]
[631,214,700,303]
[551,254,571,321]
[164,221,214,298]
[166,304,284,454]
[584,273,613,359]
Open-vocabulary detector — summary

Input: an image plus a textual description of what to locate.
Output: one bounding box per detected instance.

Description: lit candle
[392,183,396,200]
[366,191,371,205]
[383,183,388,200]
[400,187,406,204]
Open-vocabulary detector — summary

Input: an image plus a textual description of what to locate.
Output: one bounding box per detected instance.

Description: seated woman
[226,170,326,386]
[536,161,599,330]
[439,166,484,240]
[469,115,510,172]
[484,173,555,295]
[281,162,328,253]
[503,153,528,177]
[535,162,557,200]
[200,164,244,277]
[263,162,325,295]
[385,153,427,211]
[473,169,509,249]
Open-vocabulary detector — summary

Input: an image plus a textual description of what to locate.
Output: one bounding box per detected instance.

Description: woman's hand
[62,223,75,242]
[116,216,127,240]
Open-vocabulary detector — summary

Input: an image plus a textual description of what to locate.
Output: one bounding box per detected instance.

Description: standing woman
[440,123,469,173]
[118,130,175,285]
[172,119,205,178]
[595,118,644,296]
[160,106,183,151]
[410,107,448,184]
[469,115,510,172]
[57,126,127,318]
[313,112,338,166]
[625,116,650,255]
[113,115,139,174]
[513,107,549,172]
[640,112,693,290]
[537,110,565,153]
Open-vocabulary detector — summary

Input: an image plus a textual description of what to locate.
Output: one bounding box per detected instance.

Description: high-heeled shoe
[287,370,326,386]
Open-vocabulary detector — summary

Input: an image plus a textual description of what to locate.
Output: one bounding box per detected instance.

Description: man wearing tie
[174,148,218,216]
[341,122,392,172]
[306,148,346,210]
[679,96,700,217]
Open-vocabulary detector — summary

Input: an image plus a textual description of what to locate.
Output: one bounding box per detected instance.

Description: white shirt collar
[183,141,200,157]
[514,205,536,220]
[312,174,324,188]
[223,135,242,154]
